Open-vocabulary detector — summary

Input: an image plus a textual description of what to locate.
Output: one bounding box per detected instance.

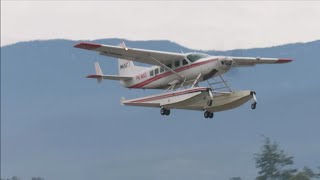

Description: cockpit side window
[160,66,164,72]
[174,60,180,68]
[182,59,189,65]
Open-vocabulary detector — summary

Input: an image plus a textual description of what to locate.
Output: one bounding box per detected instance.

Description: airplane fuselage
[75,42,292,90]
[121,56,231,89]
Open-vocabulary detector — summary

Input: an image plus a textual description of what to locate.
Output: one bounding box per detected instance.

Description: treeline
[230,137,320,180]
[1,177,44,180]
[2,137,319,180]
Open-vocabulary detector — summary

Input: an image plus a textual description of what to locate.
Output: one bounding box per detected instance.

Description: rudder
[118,59,148,76]
[118,59,136,76]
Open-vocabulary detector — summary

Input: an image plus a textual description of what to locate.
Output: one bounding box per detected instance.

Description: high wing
[230,57,293,66]
[74,42,185,66]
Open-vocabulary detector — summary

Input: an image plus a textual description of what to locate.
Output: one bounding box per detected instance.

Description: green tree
[11,177,19,180]
[229,177,242,180]
[254,137,297,180]
[289,167,320,180]
[302,166,320,179]
[31,177,44,180]
[1,176,19,180]
[289,171,311,180]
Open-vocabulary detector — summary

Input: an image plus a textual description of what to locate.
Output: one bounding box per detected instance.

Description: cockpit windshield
[186,53,210,62]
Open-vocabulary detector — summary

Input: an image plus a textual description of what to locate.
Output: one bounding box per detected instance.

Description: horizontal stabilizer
[87,62,133,82]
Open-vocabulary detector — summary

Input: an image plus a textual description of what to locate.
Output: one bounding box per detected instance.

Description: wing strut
[219,75,232,92]
[206,75,232,93]
[191,73,202,88]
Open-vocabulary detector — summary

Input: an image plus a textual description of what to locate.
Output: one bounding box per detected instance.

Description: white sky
[1,1,320,50]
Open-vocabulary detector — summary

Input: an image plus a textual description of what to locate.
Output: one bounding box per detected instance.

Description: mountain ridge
[1,39,320,180]
[2,38,319,52]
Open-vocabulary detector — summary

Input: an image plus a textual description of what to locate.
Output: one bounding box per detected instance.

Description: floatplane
[74,42,292,118]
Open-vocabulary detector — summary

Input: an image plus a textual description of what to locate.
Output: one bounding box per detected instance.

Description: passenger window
[160,66,164,73]
[150,70,154,76]
[182,59,188,65]
[155,68,159,75]
[175,60,180,68]
[167,63,172,69]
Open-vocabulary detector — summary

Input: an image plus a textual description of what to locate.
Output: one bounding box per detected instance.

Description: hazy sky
[1,1,320,50]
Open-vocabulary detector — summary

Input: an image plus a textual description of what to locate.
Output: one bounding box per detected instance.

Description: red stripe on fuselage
[127,87,208,103]
[129,59,218,88]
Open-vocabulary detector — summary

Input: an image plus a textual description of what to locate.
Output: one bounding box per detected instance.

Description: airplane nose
[219,60,233,67]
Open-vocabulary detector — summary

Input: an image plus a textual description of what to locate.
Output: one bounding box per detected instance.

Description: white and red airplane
[74,42,292,90]
[74,42,292,118]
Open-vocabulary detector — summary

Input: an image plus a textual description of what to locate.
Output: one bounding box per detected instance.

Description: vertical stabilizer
[94,62,103,75]
[118,59,137,76]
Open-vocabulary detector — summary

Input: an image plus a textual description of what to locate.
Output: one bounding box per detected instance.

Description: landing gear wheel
[251,102,257,110]
[204,111,209,118]
[207,100,213,106]
[161,108,170,116]
[208,112,214,118]
[160,108,166,115]
[204,111,213,119]
[165,109,170,116]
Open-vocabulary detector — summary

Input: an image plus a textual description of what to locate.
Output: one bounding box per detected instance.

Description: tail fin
[118,59,137,76]
[118,59,149,76]
[87,62,103,83]
[94,62,103,76]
